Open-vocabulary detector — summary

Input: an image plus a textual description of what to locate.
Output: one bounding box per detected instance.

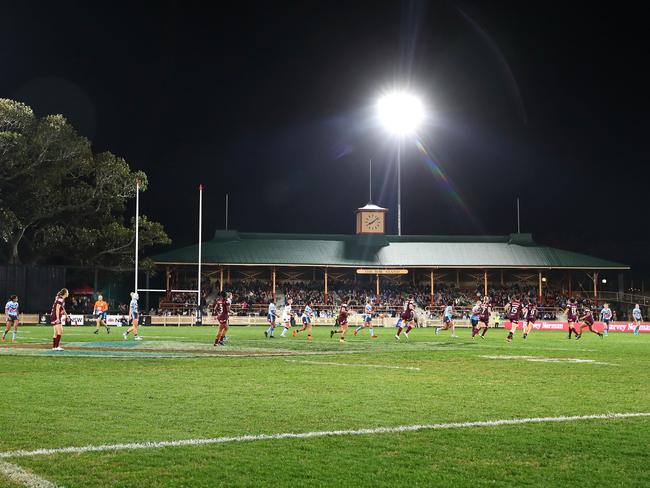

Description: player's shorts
[363,314,372,323]
[217,314,229,324]
[603,319,610,325]
[267,313,276,322]
[567,316,577,323]
[302,316,311,324]
[479,316,490,325]
[95,311,108,320]
[633,317,642,323]
[470,316,478,327]
[443,316,452,324]
[130,312,139,321]
[6,315,19,324]
[526,318,536,324]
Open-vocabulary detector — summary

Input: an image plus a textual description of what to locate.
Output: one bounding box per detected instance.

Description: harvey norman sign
[356,268,408,275]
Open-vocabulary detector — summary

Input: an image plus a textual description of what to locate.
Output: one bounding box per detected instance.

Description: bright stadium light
[376,90,426,235]
[377,92,425,136]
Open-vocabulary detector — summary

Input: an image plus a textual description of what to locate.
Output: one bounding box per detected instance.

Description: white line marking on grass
[0,460,61,487]
[479,355,617,366]
[1,412,647,460]
[284,359,421,370]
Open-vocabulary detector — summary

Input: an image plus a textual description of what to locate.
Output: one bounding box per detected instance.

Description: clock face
[361,212,384,232]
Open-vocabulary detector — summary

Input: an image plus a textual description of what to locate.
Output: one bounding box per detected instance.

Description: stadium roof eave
[151,261,629,270]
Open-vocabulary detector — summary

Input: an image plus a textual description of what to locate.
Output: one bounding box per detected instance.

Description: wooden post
[430,271,435,305]
[272,267,276,302]
[219,268,224,292]
[227,266,231,285]
[376,274,380,296]
[538,271,543,303]
[166,267,170,292]
[484,271,488,296]
[456,270,460,288]
[594,271,598,305]
[324,269,328,303]
[500,269,504,286]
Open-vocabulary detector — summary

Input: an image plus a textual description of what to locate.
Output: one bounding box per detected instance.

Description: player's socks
[369,327,375,337]
[280,328,287,337]
[55,335,61,348]
[355,326,363,333]
[12,331,16,341]
[506,331,513,342]
[435,327,440,335]
[53,337,57,348]
[471,327,477,337]
[481,328,488,337]
[396,328,403,336]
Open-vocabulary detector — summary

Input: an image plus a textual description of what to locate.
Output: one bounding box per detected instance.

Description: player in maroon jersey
[475,296,492,339]
[564,298,580,339]
[330,304,350,343]
[523,301,538,339]
[505,295,523,342]
[213,291,230,346]
[50,288,69,351]
[395,302,416,340]
[576,303,603,339]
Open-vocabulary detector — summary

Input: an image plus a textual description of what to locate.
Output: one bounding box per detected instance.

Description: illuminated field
[1,326,648,487]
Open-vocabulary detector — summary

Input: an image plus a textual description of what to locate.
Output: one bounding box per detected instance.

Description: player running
[395,301,416,340]
[264,300,277,338]
[293,302,314,340]
[279,298,294,338]
[123,292,142,341]
[213,291,230,346]
[435,302,457,337]
[330,304,350,343]
[50,288,69,351]
[505,295,523,342]
[354,300,378,339]
[475,296,492,339]
[470,300,481,339]
[576,303,603,339]
[600,303,612,336]
[632,304,642,336]
[93,295,110,334]
[522,301,538,339]
[3,295,20,343]
[564,298,580,339]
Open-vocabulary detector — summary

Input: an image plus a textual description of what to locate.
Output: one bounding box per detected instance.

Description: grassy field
[0,324,648,487]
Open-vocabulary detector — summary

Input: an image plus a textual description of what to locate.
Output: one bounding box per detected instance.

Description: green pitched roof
[152,231,628,270]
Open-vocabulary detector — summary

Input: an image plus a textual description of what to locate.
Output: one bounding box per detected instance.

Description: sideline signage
[356,268,408,275]
[505,321,650,333]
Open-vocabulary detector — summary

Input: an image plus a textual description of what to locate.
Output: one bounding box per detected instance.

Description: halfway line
[1,412,648,460]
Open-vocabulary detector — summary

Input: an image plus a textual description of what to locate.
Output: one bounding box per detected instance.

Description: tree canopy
[0,98,170,268]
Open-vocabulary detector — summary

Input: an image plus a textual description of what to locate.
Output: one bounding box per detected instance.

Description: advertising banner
[504,321,649,333]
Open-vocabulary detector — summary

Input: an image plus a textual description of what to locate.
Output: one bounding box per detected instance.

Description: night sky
[2,1,648,276]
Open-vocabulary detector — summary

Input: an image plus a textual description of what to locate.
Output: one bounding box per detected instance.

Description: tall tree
[0,98,170,266]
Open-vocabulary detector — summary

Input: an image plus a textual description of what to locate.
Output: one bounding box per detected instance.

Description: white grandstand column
[593,271,598,305]
[219,268,224,292]
[272,268,276,301]
[376,273,380,296]
[430,271,435,305]
[538,272,543,303]
[484,271,488,296]
[324,269,329,303]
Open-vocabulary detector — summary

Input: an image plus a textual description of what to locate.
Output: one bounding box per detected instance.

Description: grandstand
[151,204,630,320]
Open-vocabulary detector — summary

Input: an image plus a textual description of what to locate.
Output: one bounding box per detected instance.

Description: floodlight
[377,92,424,136]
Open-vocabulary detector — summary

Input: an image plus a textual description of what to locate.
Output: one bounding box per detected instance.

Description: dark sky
[2,1,648,274]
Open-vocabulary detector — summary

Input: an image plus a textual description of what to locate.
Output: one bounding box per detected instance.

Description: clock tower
[355,203,388,235]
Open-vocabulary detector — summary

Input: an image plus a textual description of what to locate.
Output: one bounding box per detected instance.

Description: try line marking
[0,460,61,487]
[1,412,647,460]
[284,359,421,370]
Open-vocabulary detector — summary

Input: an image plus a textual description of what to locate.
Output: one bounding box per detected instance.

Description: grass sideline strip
[2,412,647,460]
[0,461,61,488]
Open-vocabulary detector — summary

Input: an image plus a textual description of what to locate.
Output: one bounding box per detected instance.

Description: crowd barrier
[504,321,649,333]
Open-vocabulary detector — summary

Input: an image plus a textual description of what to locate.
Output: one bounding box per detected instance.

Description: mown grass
[1,325,648,487]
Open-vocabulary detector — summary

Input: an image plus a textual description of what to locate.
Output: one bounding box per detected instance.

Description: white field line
[479,355,617,366]
[284,359,421,370]
[0,460,61,487]
[1,412,647,460]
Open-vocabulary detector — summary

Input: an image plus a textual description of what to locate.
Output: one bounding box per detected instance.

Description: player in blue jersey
[265,300,277,338]
[470,300,481,339]
[354,300,378,339]
[435,302,457,337]
[3,295,20,343]
[293,301,314,340]
[632,304,642,336]
[600,303,612,336]
[123,292,142,341]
